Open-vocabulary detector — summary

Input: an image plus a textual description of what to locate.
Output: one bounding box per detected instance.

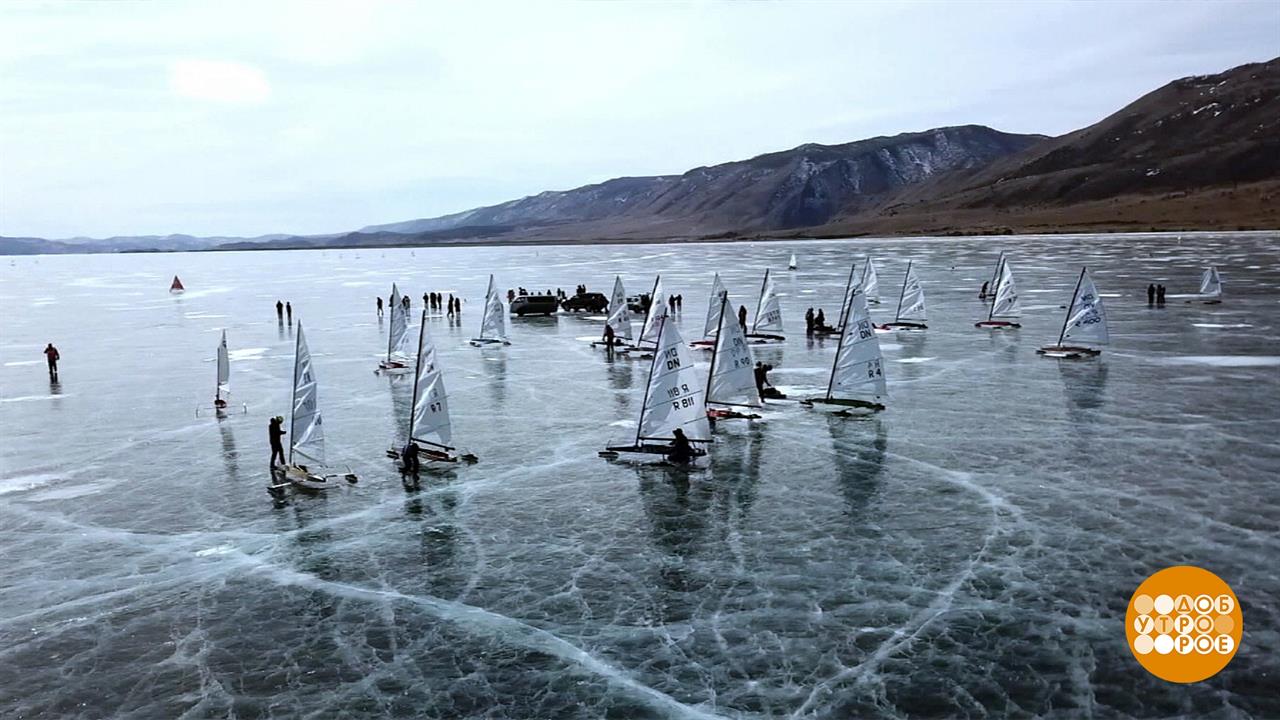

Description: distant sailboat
[169,275,185,294]
[747,269,785,341]
[705,293,762,420]
[691,273,728,348]
[378,283,413,371]
[788,253,798,271]
[633,275,669,352]
[214,330,230,411]
[271,324,357,492]
[1198,266,1223,303]
[975,256,1021,328]
[876,260,928,330]
[594,275,633,348]
[802,286,887,414]
[1038,267,1108,358]
[389,309,477,468]
[601,315,711,461]
[861,257,881,304]
[470,274,511,346]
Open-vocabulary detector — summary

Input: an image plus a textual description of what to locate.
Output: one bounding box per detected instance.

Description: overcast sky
[1,1,1276,239]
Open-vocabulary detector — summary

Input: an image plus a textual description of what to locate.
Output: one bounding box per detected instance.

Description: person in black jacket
[667,428,693,464]
[269,416,286,467]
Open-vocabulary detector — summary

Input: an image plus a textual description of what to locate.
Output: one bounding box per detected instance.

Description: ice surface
[2,233,1279,718]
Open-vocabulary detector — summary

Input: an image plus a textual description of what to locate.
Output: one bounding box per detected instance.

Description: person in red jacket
[43,343,60,379]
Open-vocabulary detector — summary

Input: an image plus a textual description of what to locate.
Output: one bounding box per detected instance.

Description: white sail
[990,260,1020,318]
[707,295,760,407]
[860,257,881,303]
[830,289,887,402]
[387,283,411,360]
[1198,267,1222,298]
[606,275,633,342]
[637,317,711,443]
[290,324,325,465]
[638,275,668,347]
[478,274,507,342]
[216,330,230,398]
[702,273,727,339]
[788,253,797,270]
[410,312,453,447]
[751,270,783,334]
[1060,268,1109,346]
[895,261,927,322]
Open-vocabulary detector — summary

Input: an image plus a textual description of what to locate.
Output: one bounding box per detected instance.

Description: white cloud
[169,59,270,104]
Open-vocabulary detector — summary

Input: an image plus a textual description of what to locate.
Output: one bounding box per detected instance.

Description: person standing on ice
[43,343,60,379]
[285,302,293,324]
[276,300,284,320]
[376,296,384,317]
[268,416,286,467]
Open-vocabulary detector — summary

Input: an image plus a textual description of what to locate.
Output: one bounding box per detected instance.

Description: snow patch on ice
[1154,355,1280,368]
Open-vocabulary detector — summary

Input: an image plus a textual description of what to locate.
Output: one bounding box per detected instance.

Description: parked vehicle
[509,294,559,316]
[627,294,651,314]
[561,292,609,313]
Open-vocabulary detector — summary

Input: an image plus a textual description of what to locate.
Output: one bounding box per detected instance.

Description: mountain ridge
[3,57,1277,256]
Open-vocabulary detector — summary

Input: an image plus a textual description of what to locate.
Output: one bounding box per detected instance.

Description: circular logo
[1126,565,1242,683]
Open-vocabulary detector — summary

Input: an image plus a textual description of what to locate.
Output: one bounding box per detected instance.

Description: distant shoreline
[6,226,1275,258]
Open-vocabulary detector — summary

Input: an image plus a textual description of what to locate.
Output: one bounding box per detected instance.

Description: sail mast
[752,269,769,333]
[1057,267,1087,346]
[288,324,302,465]
[407,308,427,441]
[706,293,727,406]
[639,274,661,347]
[386,284,397,361]
[986,260,1001,322]
[826,301,849,400]
[988,251,1004,297]
[633,315,665,446]
[894,261,912,323]
[837,260,858,329]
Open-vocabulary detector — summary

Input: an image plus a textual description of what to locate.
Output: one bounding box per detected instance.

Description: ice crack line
[790,457,1011,718]
[235,553,732,720]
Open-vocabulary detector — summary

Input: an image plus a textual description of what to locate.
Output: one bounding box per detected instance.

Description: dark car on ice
[561,292,609,313]
[509,294,559,316]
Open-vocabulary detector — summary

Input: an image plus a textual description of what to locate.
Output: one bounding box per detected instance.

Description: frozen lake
[2,233,1278,718]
